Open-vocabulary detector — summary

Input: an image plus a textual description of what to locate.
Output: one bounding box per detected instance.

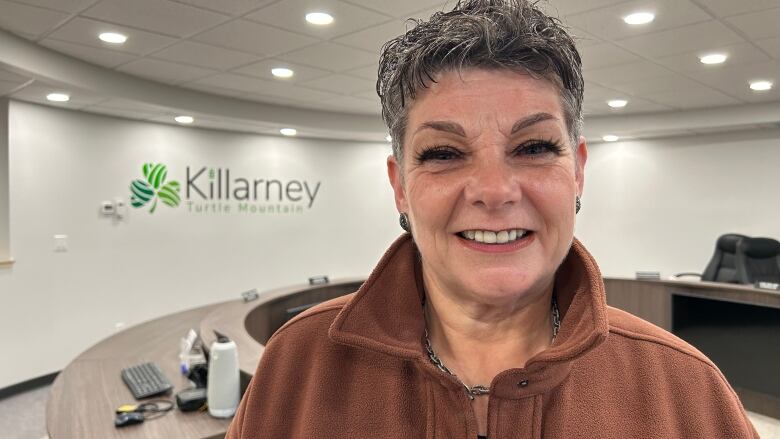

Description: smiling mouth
[457,229,531,244]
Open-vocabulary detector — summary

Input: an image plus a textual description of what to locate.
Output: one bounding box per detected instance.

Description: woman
[227,1,758,437]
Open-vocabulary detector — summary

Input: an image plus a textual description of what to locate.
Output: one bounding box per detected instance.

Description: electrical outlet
[54,234,68,252]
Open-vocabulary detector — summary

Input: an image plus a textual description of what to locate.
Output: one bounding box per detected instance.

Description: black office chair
[735,237,780,285]
[698,233,748,283]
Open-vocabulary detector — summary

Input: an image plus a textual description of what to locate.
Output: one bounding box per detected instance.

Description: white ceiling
[2,0,780,140]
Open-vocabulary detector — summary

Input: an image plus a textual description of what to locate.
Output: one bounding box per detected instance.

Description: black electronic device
[121,362,173,399]
[114,412,145,427]
[176,387,208,412]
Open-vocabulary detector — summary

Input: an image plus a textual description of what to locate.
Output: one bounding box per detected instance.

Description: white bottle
[207,332,240,418]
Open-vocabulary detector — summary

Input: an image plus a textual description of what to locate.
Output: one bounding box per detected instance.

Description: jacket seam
[608,325,715,369]
[273,304,345,337]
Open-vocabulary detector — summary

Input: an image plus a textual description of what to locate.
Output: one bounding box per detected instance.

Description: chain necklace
[424,299,561,400]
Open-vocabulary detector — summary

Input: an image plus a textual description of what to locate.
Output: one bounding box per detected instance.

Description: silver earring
[399,213,411,232]
[576,196,581,214]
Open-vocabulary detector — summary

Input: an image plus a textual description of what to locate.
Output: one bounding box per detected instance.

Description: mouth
[457,228,532,245]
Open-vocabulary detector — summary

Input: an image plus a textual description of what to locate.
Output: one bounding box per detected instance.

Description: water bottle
[207,331,240,418]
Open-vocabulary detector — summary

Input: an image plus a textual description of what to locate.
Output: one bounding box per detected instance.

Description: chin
[460,270,549,305]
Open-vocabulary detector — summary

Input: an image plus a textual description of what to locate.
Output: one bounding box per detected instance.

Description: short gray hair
[377,0,584,160]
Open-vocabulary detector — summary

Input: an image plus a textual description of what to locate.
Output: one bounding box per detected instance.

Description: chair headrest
[716,233,747,253]
[739,237,780,259]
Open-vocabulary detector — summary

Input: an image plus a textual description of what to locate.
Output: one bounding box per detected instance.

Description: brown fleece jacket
[226,235,759,438]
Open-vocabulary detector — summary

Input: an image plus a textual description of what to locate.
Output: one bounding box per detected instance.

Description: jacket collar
[329,234,609,369]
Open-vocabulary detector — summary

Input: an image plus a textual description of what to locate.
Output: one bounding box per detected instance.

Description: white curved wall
[0,101,400,389]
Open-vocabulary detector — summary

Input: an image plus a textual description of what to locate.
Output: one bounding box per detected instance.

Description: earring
[576,196,581,214]
[399,213,411,233]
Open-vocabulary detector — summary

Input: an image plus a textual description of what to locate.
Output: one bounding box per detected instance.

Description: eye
[415,146,463,163]
[514,139,565,157]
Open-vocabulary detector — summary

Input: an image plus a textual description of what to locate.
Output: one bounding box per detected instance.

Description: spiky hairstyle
[377,0,584,159]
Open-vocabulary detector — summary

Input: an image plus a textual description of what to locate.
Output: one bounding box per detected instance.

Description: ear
[387,155,408,213]
[574,136,588,196]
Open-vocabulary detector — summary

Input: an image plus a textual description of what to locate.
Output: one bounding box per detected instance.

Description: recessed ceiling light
[174,115,194,124]
[700,53,727,65]
[607,99,628,108]
[750,80,773,91]
[305,12,334,25]
[271,68,294,78]
[99,32,128,44]
[603,135,620,142]
[280,128,297,136]
[623,12,655,25]
[385,135,392,142]
[46,93,70,102]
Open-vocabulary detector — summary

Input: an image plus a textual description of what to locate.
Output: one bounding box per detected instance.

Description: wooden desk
[46,279,365,439]
[604,277,780,419]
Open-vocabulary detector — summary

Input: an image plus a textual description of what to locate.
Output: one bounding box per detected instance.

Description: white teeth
[460,229,529,244]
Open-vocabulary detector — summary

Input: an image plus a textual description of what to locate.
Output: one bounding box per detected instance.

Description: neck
[423,273,555,386]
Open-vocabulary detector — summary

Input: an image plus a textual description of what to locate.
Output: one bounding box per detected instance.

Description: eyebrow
[414,112,558,137]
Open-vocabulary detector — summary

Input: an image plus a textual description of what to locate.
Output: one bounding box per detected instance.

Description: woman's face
[388,68,587,306]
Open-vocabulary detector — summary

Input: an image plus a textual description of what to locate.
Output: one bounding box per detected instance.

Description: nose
[463,156,520,210]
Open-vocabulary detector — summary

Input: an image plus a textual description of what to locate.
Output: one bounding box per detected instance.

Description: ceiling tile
[45,17,177,56]
[333,19,406,53]
[316,95,381,114]
[584,60,671,85]
[342,64,378,81]
[580,42,642,70]
[697,0,780,18]
[654,42,771,74]
[691,60,780,101]
[299,74,375,95]
[607,73,706,95]
[9,0,98,14]
[725,7,780,40]
[188,72,341,102]
[40,39,138,68]
[280,42,377,72]
[341,0,449,18]
[169,0,277,16]
[117,58,217,84]
[150,41,259,70]
[0,79,25,95]
[646,84,743,109]
[82,0,229,38]
[180,81,247,98]
[543,0,628,17]
[0,0,69,39]
[193,19,317,57]
[91,97,170,113]
[232,59,331,83]
[246,0,392,39]
[618,20,744,58]
[10,82,106,108]
[755,36,780,59]
[565,0,711,42]
[352,89,379,100]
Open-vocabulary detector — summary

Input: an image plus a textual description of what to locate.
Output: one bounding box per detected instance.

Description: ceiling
[2,0,780,141]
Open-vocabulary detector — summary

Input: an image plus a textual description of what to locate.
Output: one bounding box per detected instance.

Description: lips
[457,229,530,244]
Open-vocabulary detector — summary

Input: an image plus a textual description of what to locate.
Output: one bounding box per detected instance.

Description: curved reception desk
[46,277,780,437]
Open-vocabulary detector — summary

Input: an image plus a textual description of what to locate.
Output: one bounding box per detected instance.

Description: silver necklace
[424,299,561,400]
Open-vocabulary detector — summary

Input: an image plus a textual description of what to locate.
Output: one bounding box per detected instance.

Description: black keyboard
[121,362,173,399]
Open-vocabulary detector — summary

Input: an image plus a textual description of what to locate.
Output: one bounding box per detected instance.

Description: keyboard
[121,362,173,399]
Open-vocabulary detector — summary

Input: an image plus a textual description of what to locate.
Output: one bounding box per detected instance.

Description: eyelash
[415,139,565,164]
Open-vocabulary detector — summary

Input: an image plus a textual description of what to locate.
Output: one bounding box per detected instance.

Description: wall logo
[128,163,321,216]
[129,163,181,214]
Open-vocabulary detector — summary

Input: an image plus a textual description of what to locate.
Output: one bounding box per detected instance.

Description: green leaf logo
[130,163,181,214]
